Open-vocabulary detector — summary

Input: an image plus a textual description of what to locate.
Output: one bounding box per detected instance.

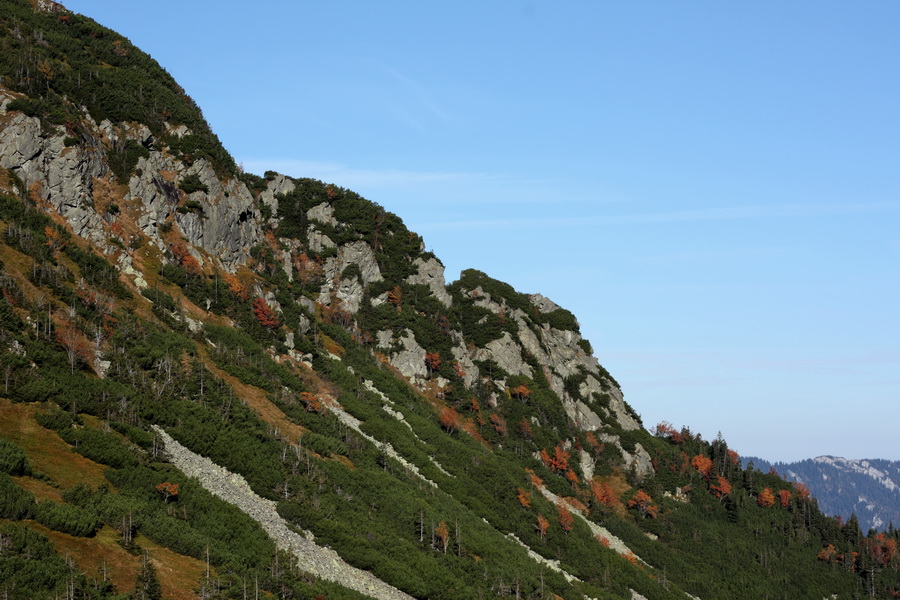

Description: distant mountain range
[744,456,900,532]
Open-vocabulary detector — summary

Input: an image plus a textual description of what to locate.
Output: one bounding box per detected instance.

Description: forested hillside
[747,456,900,534]
[0,1,898,598]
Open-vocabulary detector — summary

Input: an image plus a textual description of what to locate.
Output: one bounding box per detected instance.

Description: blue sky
[66,1,900,462]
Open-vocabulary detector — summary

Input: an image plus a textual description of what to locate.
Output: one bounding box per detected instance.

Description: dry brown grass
[29,523,209,600]
[138,534,210,600]
[0,398,109,489]
[12,475,63,502]
[33,523,141,594]
[198,351,306,445]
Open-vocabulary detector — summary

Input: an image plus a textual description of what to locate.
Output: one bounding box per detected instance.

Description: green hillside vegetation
[0,1,899,599]
[0,0,235,175]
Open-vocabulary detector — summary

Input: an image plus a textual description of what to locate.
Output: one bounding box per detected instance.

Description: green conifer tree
[132,552,162,600]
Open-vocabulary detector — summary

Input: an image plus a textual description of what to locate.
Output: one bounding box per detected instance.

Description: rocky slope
[0,2,897,599]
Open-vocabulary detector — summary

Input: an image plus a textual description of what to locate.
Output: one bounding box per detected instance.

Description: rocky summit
[0,1,898,599]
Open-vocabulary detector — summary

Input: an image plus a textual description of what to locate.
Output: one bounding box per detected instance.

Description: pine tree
[132,552,162,600]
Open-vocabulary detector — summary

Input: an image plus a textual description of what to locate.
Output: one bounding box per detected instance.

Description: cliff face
[0,82,652,476]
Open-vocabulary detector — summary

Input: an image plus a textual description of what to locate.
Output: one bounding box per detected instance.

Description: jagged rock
[582,376,641,432]
[318,240,383,313]
[405,256,451,307]
[473,331,532,378]
[450,331,480,387]
[580,449,595,481]
[308,227,336,252]
[0,89,14,113]
[530,293,561,314]
[388,329,427,381]
[260,173,295,217]
[165,123,192,138]
[129,152,260,269]
[0,112,46,170]
[0,109,112,249]
[307,201,338,226]
[598,433,654,479]
[98,119,118,144]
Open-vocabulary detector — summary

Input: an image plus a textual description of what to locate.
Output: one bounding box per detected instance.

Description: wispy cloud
[239,158,498,189]
[411,201,900,231]
[372,60,451,123]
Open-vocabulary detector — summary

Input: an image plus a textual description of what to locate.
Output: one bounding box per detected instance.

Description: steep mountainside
[0,1,898,599]
[746,456,900,533]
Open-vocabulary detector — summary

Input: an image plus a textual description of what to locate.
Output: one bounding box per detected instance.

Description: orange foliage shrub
[691,455,714,478]
[434,521,450,553]
[489,413,507,435]
[793,482,811,501]
[550,445,570,473]
[387,285,402,309]
[778,489,793,507]
[757,487,775,508]
[425,352,442,372]
[591,480,619,508]
[155,482,180,502]
[252,297,280,329]
[516,488,531,509]
[710,476,732,499]
[300,392,323,413]
[223,272,248,300]
[170,242,202,275]
[518,419,534,439]
[536,514,549,539]
[511,384,531,400]
[628,490,658,519]
[438,407,460,432]
[556,500,574,532]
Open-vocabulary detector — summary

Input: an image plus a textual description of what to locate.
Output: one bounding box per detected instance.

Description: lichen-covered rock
[308,227,336,253]
[405,256,451,307]
[307,201,338,226]
[473,331,532,378]
[260,173,295,217]
[129,153,260,269]
[387,329,427,381]
[0,109,109,248]
[318,240,383,313]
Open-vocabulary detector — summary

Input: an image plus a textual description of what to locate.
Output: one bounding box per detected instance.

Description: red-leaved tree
[556,500,574,533]
[252,297,280,329]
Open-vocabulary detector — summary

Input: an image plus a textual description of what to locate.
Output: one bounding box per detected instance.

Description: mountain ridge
[0,1,898,598]
[745,455,900,533]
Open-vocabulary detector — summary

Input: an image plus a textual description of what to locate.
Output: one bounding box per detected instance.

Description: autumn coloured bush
[591,480,619,509]
[758,487,775,508]
[709,476,732,499]
[516,488,531,509]
[170,241,202,275]
[628,489,658,519]
[438,406,461,432]
[691,454,714,478]
[252,297,281,329]
[556,500,574,532]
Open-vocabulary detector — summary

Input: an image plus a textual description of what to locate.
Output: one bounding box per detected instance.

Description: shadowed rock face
[0,91,262,272]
